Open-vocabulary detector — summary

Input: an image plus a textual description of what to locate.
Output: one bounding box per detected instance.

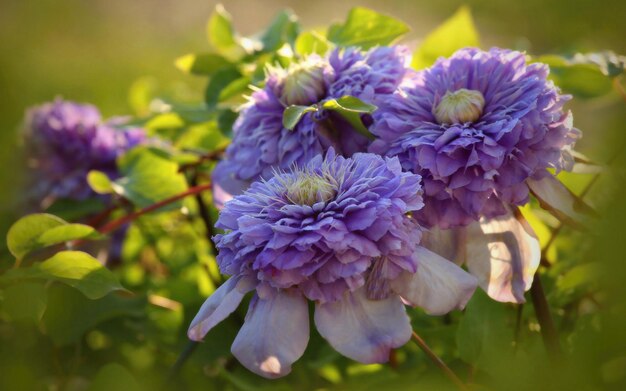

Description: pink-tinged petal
[461,208,540,303]
[314,288,411,364]
[527,174,595,228]
[391,247,478,315]
[188,276,255,341]
[231,291,309,379]
[421,226,466,266]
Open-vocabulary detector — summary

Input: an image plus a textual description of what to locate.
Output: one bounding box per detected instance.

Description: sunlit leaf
[295,31,331,56]
[322,96,377,140]
[327,7,409,49]
[207,4,245,60]
[412,6,479,69]
[87,170,114,194]
[174,53,231,75]
[259,10,300,52]
[283,105,318,130]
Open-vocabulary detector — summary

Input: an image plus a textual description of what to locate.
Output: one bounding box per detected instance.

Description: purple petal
[421,226,466,265]
[231,291,309,378]
[188,275,255,341]
[461,208,541,303]
[314,288,411,364]
[391,246,477,315]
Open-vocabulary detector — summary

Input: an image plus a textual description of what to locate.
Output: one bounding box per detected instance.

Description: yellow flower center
[433,89,485,125]
[283,172,336,206]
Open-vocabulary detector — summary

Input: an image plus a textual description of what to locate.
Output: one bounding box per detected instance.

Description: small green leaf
[328,7,409,49]
[175,53,231,75]
[259,10,300,52]
[412,6,479,69]
[534,54,615,98]
[295,31,331,56]
[207,4,244,60]
[217,108,238,138]
[322,96,377,140]
[88,363,142,391]
[1,251,126,300]
[87,170,114,194]
[283,105,318,130]
[205,67,244,108]
[7,214,97,259]
[114,148,188,210]
[2,282,47,322]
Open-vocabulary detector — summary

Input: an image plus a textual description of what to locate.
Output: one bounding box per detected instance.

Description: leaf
[534,54,614,98]
[88,363,142,391]
[42,284,144,346]
[2,251,126,300]
[45,198,106,222]
[218,108,238,138]
[295,31,331,56]
[328,7,409,49]
[207,4,244,60]
[411,6,479,70]
[259,10,300,52]
[205,67,244,108]
[283,105,318,130]
[322,96,377,140]
[87,170,114,194]
[7,214,98,259]
[113,148,188,210]
[1,282,47,322]
[128,76,159,116]
[175,53,231,76]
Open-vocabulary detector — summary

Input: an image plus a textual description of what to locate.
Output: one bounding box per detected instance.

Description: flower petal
[314,288,411,364]
[461,208,540,303]
[391,246,478,315]
[188,275,254,341]
[527,174,595,228]
[231,291,309,378]
[421,226,466,265]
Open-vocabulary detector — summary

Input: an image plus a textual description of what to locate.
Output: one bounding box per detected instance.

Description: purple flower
[24,98,146,202]
[370,48,581,229]
[189,150,477,378]
[212,46,414,204]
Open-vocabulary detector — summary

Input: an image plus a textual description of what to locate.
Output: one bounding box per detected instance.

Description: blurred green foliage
[0,1,625,390]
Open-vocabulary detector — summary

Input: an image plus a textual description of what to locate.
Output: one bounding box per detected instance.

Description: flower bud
[433,88,485,125]
[280,58,328,106]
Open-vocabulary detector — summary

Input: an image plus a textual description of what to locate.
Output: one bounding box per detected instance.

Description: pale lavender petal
[188,276,254,341]
[461,208,541,303]
[527,174,593,228]
[421,226,466,265]
[314,287,411,364]
[391,246,478,315]
[231,291,309,378]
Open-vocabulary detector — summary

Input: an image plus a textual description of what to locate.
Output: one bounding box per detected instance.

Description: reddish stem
[411,331,469,391]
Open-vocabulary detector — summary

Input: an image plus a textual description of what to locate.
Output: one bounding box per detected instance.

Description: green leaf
[128,76,158,116]
[412,6,479,69]
[534,54,615,98]
[174,53,231,75]
[42,284,144,346]
[88,363,142,391]
[113,148,188,210]
[283,105,318,130]
[87,170,114,194]
[207,4,244,60]
[327,7,409,49]
[295,31,331,56]
[45,198,107,222]
[7,214,98,259]
[1,251,126,300]
[205,67,244,108]
[1,282,47,322]
[259,10,300,52]
[322,96,377,140]
[217,108,238,138]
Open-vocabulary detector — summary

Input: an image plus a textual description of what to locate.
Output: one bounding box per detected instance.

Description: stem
[166,340,199,385]
[411,331,469,391]
[189,172,218,256]
[529,275,562,361]
[97,183,212,235]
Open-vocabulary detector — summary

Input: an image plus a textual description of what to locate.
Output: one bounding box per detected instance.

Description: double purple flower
[189,150,477,378]
[212,46,414,205]
[24,98,146,203]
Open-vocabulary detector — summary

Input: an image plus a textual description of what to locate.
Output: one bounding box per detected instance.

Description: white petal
[527,175,594,228]
[461,208,540,303]
[421,226,466,265]
[231,291,309,379]
[391,246,478,315]
[314,288,411,364]
[188,276,254,341]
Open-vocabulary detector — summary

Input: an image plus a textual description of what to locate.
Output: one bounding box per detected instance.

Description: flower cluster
[189,150,477,378]
[212,46,414,202]
[370,48,580,228]
[24,98,146,202]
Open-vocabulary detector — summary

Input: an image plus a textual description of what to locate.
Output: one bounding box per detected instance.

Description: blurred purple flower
[212,46,414,205]
[24,98,146,203]
[189,150,477,378]
[370,47,581,229]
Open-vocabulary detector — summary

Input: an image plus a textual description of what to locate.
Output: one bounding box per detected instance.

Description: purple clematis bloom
[370,47,580,229]
[212,46,414,206]
[23,98,146,203]
[189,150,477,378]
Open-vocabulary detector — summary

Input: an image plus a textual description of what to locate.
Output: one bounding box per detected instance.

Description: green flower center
[280,58,327,106]
[283,172,336,206]
[433,89,485,125]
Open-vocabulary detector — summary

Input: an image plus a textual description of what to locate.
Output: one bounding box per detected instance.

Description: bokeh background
[1,1,625,390]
